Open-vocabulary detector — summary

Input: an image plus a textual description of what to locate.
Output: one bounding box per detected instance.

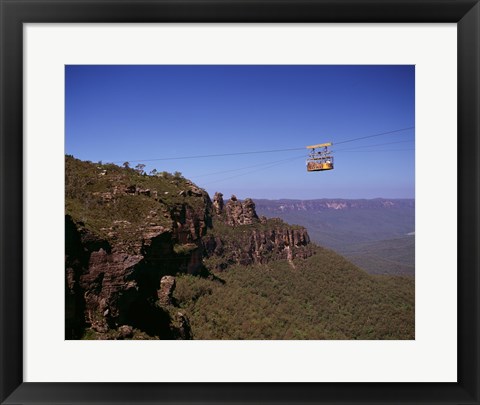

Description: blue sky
[65,65,414,200]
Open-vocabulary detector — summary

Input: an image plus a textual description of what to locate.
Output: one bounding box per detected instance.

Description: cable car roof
[306,142,332,149]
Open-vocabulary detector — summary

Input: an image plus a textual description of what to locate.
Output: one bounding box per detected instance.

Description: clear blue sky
[65,65,414,200]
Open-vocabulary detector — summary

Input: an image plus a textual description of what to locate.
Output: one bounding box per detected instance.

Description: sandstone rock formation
[212,192,224,215]
[65,211,202,340]
[203,222,313,269]
[65,158,212,340]
[173,312,192,339]
[224,195,259,226]
[118,325,134,339]
[241,198,259,225]
[158,276,176,306]
[203,192,313,270]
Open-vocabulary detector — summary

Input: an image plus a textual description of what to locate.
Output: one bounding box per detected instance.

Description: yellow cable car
[306,142,334,172]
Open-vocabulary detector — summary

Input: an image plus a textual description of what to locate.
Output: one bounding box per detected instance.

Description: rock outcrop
[241,198,259,225]
[172,312,192,339]
[65,210,205,339]
[203,221,313,269]
[65,156,315,340]
[212,192,224,215]
[204,192,314,270]
[224,195,259,226]
[158,276,176,306]
[65,157,214,340]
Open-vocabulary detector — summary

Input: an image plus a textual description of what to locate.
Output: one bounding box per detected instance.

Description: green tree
[135,163,146,174]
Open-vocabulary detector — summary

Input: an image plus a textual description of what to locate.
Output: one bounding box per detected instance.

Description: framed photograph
[1,0,478,404]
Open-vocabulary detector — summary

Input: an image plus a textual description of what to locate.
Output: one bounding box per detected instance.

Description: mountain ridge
[65,156,414,340]
[253,197,414,212]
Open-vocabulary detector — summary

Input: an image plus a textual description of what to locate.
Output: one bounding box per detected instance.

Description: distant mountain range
[254,198,415,276]
[254,198,414,213]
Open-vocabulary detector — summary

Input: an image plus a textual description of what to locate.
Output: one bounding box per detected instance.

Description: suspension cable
[111,126,414,164]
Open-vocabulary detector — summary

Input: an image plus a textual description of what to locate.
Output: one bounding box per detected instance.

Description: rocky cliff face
[212,192,224,215]
[65,157,212,339]
[203,193,314,270]
[65,156,314,339]
[65,204,203,339]
[203,224,313,269]
[224,194,259,226]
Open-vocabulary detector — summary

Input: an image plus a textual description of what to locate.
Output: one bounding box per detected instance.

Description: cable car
[306,142,334,172]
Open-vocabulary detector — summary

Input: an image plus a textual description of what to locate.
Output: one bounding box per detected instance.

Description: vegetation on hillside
[255,204,415,275]
[174,247,414,340]
[342,236,415,275]
[65,155,207,245]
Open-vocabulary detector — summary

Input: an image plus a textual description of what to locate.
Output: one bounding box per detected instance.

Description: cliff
[203,193,314,269]
[65,156,314,340]
[65,157,213,339]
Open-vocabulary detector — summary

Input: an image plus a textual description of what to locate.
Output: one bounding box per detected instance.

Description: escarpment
[65,157,210,339]
[65,156,314,339]
[202,193,314,270]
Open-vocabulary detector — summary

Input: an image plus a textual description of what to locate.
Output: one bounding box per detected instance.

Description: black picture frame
[1,1,479,404]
